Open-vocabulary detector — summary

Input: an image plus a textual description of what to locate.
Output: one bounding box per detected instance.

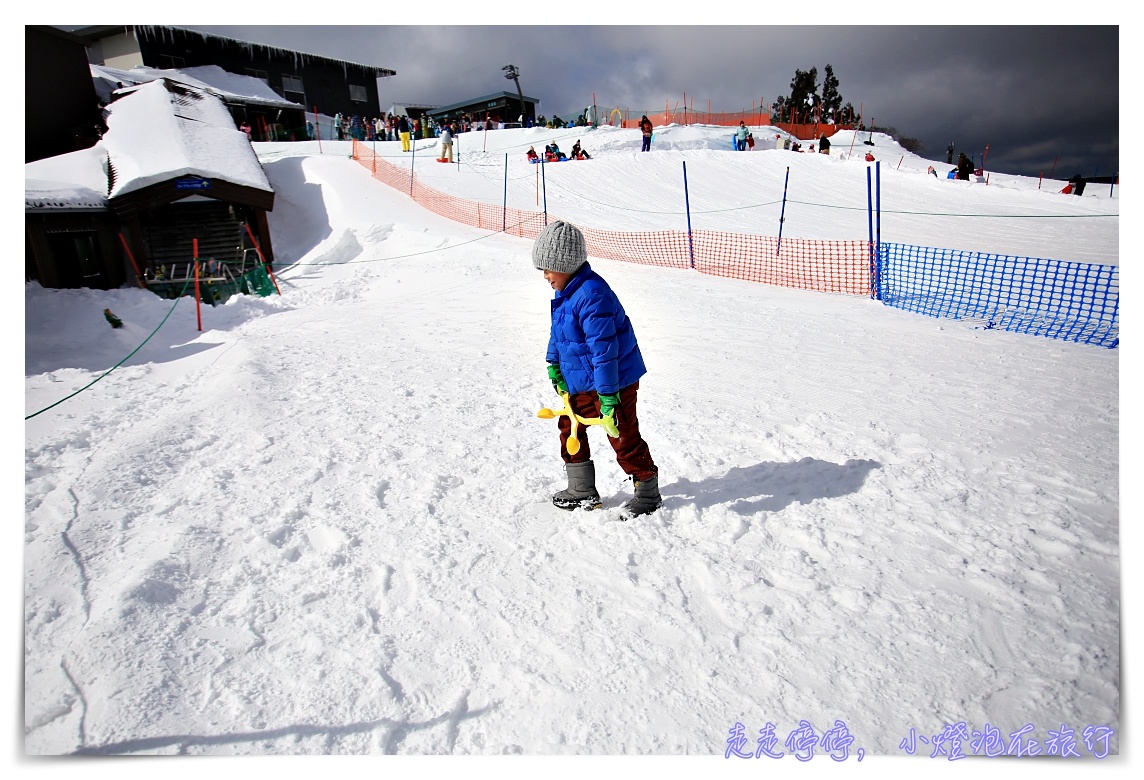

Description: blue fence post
[682,161,695,268]
[876,160,882,300]
[776,166,790,257]
[866,166,875,298]
[503,153,508,233]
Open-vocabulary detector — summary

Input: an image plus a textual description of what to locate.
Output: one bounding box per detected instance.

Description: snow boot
[621,473,662,517]
[552,460,602,511]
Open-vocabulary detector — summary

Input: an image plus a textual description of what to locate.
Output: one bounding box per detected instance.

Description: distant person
[398,115,411,152]
[865,151,875,162]
[571,140,591,160]
[956,152,974,180]
[239,121,252,140]
[946,142,955,164]
[745,132,754,151]
[438,122,453,162]
[819,134,831,155]
[639,115,653,152]
[1068,173,1086,196]
[736,121,749,151]
[527,146,540,162]
[775,134,784,150]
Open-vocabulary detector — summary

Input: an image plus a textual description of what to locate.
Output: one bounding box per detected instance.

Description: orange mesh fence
[617,109,772,128]
[692,233,871,295]
[353,141,870,295]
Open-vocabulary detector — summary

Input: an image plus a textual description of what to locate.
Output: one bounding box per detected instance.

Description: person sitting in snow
[527,146,539,162]
[956,152,974,180]
[533,221,662,517]
[865,151,875,162]
[546,142,568,162]
[819,134,831,155]
[571,140,591,160]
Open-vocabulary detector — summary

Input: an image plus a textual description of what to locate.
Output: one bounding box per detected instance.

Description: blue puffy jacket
[546,263,646,395]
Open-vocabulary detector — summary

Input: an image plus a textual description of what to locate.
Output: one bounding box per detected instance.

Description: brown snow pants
[559,381,657,481]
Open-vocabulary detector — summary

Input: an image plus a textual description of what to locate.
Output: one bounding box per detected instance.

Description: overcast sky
[167,24,1117,179]
[68,19,1119,179]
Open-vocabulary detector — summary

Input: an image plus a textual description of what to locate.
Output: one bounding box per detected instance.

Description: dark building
[428,91,540,127]
[26,26,104,164]
[26,80,278,293]
[72,25,395,122]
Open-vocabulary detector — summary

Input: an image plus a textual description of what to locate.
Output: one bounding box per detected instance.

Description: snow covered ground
[22,123,1123,773]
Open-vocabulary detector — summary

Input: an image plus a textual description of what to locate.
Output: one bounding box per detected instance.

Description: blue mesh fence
[875,243,1119,348]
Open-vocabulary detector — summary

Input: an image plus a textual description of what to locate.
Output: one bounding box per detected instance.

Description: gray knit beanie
[532,220,587,274]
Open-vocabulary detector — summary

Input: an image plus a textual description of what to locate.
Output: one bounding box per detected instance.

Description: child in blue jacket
[533,220,662,516]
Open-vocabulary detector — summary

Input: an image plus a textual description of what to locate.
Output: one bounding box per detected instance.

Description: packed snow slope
[329,123,1117,264]
[24,123,1119,760]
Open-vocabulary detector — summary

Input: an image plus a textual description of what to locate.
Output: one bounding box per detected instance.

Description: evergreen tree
[771,95,789,123]
[821,64,842,122]
[790,67,819,122]
[773,66,820,123]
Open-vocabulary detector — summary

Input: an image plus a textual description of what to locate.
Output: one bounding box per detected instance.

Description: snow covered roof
[92,63,304,111]
[101,79,272,199]
[24,145,110,212]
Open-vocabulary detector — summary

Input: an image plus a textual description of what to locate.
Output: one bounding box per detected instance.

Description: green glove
[598,392,621,438]
[599,392,620,422]
[547,363,568,395]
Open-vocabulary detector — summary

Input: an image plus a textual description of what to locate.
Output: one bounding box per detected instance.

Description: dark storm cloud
[180,25,1117,178]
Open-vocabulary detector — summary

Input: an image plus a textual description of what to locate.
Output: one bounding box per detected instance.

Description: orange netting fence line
[353,141,872,297]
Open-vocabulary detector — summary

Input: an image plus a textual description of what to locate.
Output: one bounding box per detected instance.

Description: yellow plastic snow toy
[536,391,620,454]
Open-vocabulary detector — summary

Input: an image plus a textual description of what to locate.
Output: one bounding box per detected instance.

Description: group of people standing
[332,112,452,147]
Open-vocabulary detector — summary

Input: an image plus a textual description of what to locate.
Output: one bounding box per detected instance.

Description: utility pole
[503,64,526,125]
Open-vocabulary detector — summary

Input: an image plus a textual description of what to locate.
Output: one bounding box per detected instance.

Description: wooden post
[116,232,147,288]
[193,238,202,332]
[243,223,281,295]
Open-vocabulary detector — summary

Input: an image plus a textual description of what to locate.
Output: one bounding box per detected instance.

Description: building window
[282,75,305,105]
[349,84,367,103]
[246,68,269,85]
[160,54,186,69]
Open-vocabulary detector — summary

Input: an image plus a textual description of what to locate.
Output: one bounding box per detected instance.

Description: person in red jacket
[639,115,653,152]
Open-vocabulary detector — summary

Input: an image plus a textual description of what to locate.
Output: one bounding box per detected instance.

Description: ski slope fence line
[876,244,1119,348]
[352,144,871,296]
[351,143,1119,348]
